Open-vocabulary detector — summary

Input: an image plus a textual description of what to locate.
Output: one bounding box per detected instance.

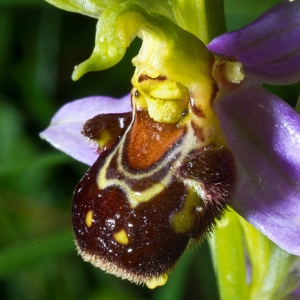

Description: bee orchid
[41,0,300,290]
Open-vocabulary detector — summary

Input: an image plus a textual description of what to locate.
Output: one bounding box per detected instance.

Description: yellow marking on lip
[172,188,203,233]
[96,130,110,149]
[97,121,205,208]
[114,229,129,245]
[146,273,168,289]
[85,210,93,227]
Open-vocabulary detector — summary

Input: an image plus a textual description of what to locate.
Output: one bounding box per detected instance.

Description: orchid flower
[41,0,300,295]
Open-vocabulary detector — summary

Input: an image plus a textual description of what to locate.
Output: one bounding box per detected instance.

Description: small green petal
[71,1,213,88]
[171,0,226,44]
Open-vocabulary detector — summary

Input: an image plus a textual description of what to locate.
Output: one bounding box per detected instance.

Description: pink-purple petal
[40,95,131,165]
[208,0,300,85]
[214,83,300,255]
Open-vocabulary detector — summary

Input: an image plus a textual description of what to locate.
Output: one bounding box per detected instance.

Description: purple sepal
[40,95,131,165]
[208,0,300,85]
[214,83,300,255]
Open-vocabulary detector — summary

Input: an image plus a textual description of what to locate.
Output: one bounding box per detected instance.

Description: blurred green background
[0,0,298,299]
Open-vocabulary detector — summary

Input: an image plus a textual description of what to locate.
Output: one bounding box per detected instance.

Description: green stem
[209,210,248,300]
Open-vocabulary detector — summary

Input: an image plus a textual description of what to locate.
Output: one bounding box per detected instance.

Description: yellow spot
[85,210,93,227]
[114,229,129,245]
[172,188,203,233]
[146,274,168,289]
[96,130,110,149]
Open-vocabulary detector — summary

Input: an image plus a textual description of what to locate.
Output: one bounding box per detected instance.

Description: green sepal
[209,209,300,300]
[239,216,300,300]
[171,0,226,44]
[209,209,249,300]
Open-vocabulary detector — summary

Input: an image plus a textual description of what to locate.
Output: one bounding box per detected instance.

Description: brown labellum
[73,161,190,284]
[72,98,237,286]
